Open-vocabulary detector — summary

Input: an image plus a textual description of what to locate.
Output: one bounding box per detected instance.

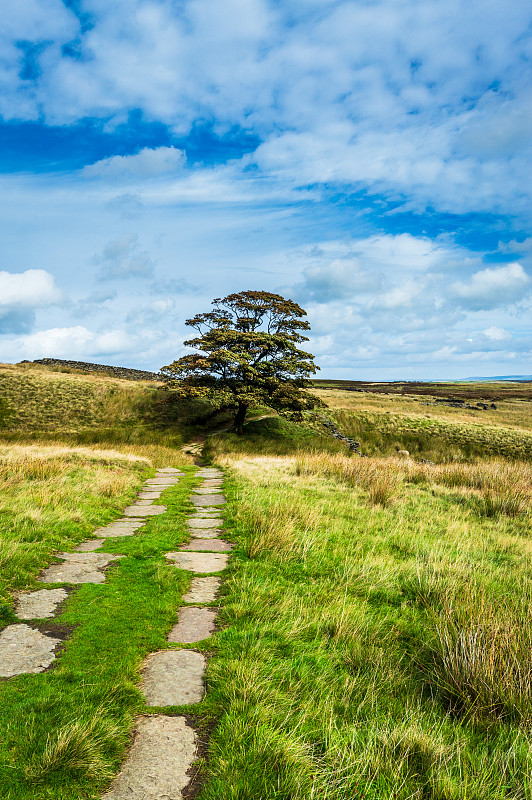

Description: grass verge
[196,451,532,799]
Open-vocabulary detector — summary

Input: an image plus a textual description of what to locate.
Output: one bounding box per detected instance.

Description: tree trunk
[233,402,248,435]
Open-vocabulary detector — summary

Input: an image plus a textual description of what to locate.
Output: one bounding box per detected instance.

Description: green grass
[203,416,346,460]
[328,408,532,461]
[0,463,211,799]
[194,452,532,799]
[3,363,532,798]
[0,362,226,448]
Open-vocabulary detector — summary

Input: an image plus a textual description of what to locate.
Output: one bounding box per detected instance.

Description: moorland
[0,359,531,799]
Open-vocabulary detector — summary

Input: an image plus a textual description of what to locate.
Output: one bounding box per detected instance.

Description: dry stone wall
[27,358,164,382]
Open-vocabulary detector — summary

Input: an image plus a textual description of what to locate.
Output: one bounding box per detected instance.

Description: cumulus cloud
[0,269,62,333]
[1,0,531,214]
[83,147,186,180]
[94,234,154,280]
[6,326,135,360]
[450,263,530,310]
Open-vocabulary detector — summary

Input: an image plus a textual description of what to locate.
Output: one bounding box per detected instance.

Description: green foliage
[161,290,322,432]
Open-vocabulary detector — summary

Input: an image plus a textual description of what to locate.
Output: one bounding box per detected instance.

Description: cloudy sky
[1,0,531,379]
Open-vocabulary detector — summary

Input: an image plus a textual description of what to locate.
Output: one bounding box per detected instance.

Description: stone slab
[181,539,233,552]
[182,577,221,603]
[188,528,221,539]
[122,505,166,517]
[196,468,223,474]
[141,650,205,706]
[168,607,217,643]
[137,491,163,500]
[196,473,223,479]
[38,552,122,584]
[189,510,223,517]
[15,589,68,620]
[201,480,224,487]
[132,499,156,506]
[157,468,185,474]
[167,551,229,573]
[95,519,145,537]
[192,487,223,495]
[0,624,61,677]
[187,518,222,529]
[102,715,196,800]
[145,477,180,486]
[74,539,105,552]
[191,495,226,507]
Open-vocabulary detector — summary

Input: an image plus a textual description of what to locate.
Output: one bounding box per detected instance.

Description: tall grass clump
[295,452,403,507]
[421,591,532,725]
[25,707,123,782]
[235,492,321,560]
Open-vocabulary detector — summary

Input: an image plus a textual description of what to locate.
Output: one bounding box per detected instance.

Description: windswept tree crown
[161,290,320,432]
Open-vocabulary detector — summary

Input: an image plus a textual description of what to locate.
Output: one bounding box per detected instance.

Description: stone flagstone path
[103,465,229,799]
[0,461,230,798]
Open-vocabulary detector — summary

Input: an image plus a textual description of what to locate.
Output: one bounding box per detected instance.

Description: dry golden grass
[313,385,532,434]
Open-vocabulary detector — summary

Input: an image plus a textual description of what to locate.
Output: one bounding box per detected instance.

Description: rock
[122,505,167,517]
[15,589,67,620]
[167,607,217,643]
[182,577,221,603]
[38,552,122,584]
[0,624,61,677]
[145,477,179,486]
[74,539,105,551]
[95,520,145,537]
[102,716,196,800]
[166,552,229,573]
[141,650,205,706]
[187,518,222,529]
[191,495,226,507]
[180,539,233,552]
[188,528,221,539]
[32,358,162,382]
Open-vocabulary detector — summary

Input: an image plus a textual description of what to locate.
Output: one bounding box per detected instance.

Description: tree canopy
[161,290,320,433]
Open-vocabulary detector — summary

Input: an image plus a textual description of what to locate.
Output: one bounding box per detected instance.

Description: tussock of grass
[295,452,403,506]
[25,707,123,782]
[421,591,532,724]
[235,492,322,559]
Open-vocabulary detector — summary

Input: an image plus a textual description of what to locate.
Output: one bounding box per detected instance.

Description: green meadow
[0,361,531,798]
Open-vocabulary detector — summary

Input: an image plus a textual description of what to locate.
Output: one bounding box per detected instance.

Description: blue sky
[1,0,531,379]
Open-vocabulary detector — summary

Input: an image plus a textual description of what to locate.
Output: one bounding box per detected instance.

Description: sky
[0,0,531,380]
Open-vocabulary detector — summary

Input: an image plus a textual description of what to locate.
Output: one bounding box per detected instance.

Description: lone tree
[161,290,320,433]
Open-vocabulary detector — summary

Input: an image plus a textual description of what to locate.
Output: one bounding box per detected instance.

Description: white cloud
[482,325,512,341]
[0,269,61,307]
[451,263,530,310]
[0,269,63,334]
[83,147,186,180]
[94,233,154,279]
[7,325,135,360]
[0,0,530,216]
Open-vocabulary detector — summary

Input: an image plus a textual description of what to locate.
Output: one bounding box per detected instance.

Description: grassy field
[199,449,532,799]
[1,361,531,798]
